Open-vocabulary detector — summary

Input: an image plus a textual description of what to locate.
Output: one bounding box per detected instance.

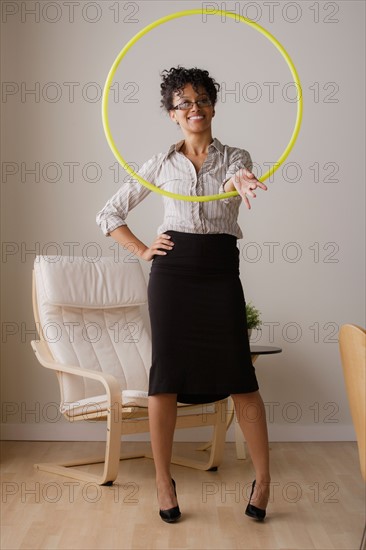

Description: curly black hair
[160,66,220,111]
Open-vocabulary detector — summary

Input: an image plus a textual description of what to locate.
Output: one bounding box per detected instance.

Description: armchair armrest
[30,339,122,407]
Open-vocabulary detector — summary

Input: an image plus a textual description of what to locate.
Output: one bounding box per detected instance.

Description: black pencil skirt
[147,230,259,404]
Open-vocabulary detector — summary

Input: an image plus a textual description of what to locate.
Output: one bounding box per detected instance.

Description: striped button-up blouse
[96,137,253,240]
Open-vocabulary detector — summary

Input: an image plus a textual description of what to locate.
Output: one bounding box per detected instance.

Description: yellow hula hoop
[102,9,303,202]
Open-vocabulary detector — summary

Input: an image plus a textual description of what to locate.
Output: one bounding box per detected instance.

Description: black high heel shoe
[245,480,267,521]
[158,478,181,523]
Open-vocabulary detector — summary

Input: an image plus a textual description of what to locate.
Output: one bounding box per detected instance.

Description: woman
[96,67,270,523]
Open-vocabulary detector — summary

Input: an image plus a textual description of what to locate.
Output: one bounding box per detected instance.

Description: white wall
[1,0,365,442]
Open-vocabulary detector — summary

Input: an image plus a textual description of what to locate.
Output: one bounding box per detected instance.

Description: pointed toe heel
[159,506,181,523]
[159,478,181,523]
[245,480,267,521]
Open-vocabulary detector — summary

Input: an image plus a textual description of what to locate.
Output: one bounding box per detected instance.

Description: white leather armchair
[30,255,229,485]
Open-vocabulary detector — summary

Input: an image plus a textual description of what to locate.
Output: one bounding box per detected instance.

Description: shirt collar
[166,137,225,158]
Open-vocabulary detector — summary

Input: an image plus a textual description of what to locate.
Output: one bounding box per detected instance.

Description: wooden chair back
[339,324,366,480]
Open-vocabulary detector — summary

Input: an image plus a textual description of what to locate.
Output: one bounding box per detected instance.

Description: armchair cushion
[35,255,147,308]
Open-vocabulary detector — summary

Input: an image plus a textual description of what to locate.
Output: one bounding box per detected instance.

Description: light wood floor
[1,441,365,550]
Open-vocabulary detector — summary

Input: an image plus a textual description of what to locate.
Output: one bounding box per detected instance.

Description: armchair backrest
[32,255,152,407]
[339,323,366,480]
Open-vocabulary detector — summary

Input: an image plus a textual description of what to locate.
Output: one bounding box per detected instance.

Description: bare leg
[231,391,271,509]
[148,394,178,510]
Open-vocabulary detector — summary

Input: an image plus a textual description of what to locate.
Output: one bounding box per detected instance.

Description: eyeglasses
[172,98,212,110]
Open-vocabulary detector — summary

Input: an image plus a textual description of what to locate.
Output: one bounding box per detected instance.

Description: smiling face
[169,83,215,135]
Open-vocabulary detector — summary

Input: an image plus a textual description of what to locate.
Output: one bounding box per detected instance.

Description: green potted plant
[245,301,262,338]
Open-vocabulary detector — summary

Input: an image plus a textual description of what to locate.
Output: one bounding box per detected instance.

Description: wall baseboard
[0,422,356,442]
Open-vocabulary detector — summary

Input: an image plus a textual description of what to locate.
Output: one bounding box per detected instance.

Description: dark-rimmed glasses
[172,98,212,111]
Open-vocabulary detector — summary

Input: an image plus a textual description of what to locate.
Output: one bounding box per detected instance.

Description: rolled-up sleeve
[96,154,161,236]
[218,148,253,204]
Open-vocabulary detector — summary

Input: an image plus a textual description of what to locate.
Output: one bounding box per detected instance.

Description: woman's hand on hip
[231,168,268,209]
[140,233,175,262]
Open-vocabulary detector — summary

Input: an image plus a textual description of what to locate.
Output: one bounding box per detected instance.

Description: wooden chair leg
[100,403,129,484]
[34,408,144,485]
[169,400,228,471]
